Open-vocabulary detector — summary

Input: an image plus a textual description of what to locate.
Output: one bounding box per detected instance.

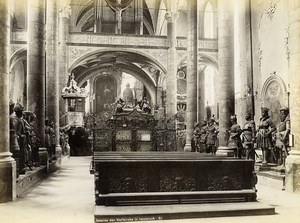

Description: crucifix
[106,0,133,34]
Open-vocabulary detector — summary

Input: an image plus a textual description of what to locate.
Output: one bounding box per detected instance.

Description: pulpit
[61,74,87,127]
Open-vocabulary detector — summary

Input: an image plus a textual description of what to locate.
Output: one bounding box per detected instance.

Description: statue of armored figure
[241,113,256,160]
[256,107,276,165]
[13,103,27,174]
[24,111,39,167]
[228,115,243,158]
[193,122,201,152]
[275,107,290,167]
[206,118,218,154]
[23,112,34,170]
[199,120,208,153]
[9,101,21,177]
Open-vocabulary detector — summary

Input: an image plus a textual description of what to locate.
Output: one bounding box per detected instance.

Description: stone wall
[252,0,290,124]
[234,0,290,126]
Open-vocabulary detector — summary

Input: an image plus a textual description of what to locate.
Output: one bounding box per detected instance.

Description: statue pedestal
[55,145,62,167]
[184,143,192,152]
[0,153,16,203]
[285,151,300,192]
[216,146,235,157]
[39,148,49,172]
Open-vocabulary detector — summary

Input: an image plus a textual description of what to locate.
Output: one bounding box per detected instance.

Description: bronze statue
[206,118,218,154]
[199,120,208,153]
[9,101,20,177]
[115,98,125,113]
[275,107,290,167]
[193,122,201,152]
[23,112,34,170]
[13,103,27,174]
[228,115,243,158]
[256,107,276,164]
[241,113,256,160]
[141,97,151,114]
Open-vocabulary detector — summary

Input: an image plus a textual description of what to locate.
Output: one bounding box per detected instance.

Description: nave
[1,156,300,223]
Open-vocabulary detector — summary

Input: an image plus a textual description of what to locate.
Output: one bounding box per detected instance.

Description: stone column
[0,0,16,203]
[216,0,235,156]
[285,0,300,193]
[134,0,143,35]
[238,0,254,118]
[94,0,102,33]
[46,0,62,157]
[58,6,70,118]
[46,0,57,120]
[27,0,46,147]
[198,66,206,122]
[184,0,197,152]
[165,11,177,117]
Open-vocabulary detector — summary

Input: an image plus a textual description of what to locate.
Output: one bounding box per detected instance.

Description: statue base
[285,150,300,192]
[184,143,192,152]
[0,152,16,203]
[216,146,235,157]
[38,148,49,172]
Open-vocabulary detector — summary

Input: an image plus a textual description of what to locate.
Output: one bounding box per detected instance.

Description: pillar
[46,0,62,157]
[285,0,300,193]
[46,0,57,120]
[27,0,46,146]
[184,0,198,152]
[198,66,206,122]
[94,0,102,33]
[165,11,177,117]
[237,0,254,120]
[0,0,16,203]
[58,6,70,118]
[134,0,143,35]
[216,0,235,156]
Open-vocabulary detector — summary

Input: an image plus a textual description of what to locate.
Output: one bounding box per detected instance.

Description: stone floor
[1,156,300,223]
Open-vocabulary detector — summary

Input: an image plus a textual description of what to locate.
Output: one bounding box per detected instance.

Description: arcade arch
[69,50,166,114]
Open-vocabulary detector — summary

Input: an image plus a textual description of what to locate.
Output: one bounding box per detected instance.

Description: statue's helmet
[261,107,269,113]
[280,107,289,113]
[230,115,237,122]
[14,103,24,112]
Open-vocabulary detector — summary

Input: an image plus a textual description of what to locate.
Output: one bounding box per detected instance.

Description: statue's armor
[228,124,242,149]
[276,117,290,147]
[206,125,217,146]
[257,117,275,149]
[200,126,208,144]
[242,120,255,147]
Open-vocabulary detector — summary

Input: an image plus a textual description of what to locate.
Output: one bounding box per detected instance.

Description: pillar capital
[59,5,71,19]
[165,11,178,23]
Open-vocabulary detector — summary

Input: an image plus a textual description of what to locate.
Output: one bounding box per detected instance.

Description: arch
[177,52,219,69]
[68,49,167,77]
[198,0,218,39]
[261,74,288,126]
[10,48,27,70]
[261,74,287,100]
[77,64,157,106]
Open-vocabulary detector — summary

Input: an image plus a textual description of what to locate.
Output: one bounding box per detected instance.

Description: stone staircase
[255,163,285,190]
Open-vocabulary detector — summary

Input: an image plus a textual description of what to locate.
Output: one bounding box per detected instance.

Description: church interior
[1,0,300,222]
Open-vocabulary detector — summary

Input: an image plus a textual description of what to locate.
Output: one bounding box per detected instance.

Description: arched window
[204,66,215,106]
[204,2,214,38]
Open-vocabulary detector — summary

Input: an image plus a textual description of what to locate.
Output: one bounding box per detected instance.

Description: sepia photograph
[0,0,300,223]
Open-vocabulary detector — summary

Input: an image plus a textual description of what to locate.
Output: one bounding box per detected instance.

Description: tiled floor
[1,156,300,223]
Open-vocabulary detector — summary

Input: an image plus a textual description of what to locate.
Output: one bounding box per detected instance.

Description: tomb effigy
[90,108,272,222]
[93,109,256,202]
